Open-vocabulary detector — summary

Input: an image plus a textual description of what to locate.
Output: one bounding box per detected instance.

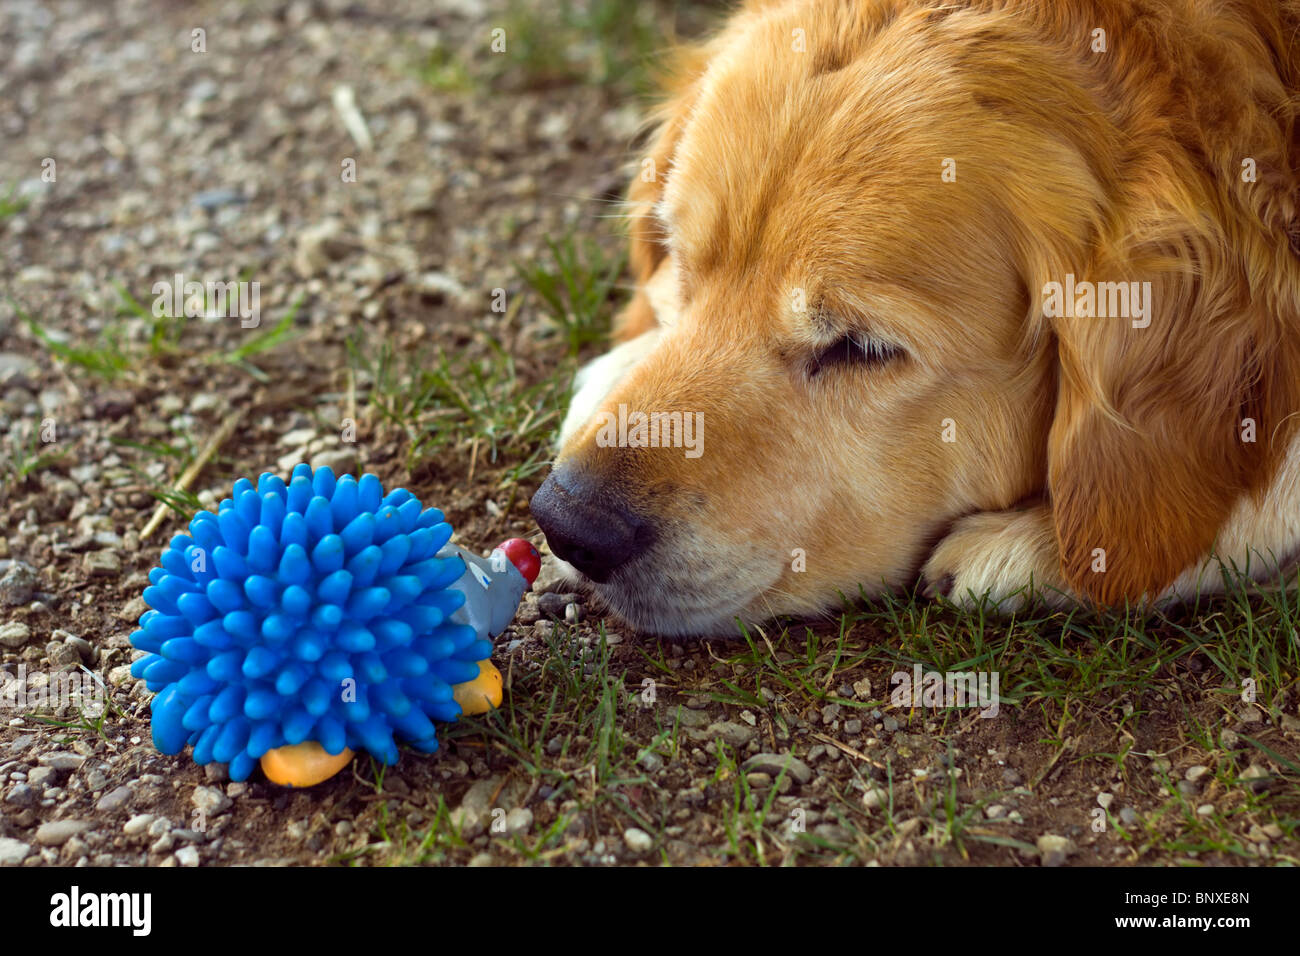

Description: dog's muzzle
[530,466,655,583]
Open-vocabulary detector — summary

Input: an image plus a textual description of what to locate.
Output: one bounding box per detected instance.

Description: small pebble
[310,448,358,475]
[0,837,31,865]
[505,807,533,835]
[84,766,109,791]
[82,551,120,578]
[192,785,232,817]
[124,814,155,835]
[1036,834,1074,867]
[37,752,85,772]
[536,592,575,619]
[0,622,31,648]
[862,788,888,811]
[1240,765,1270,792]
[96,786,133,812]
[0,563,38,606]
[27,767,54,789]
[741,753,812,785]
[34,820,89,846]
[623,828,653,854]
[61,633,94,663]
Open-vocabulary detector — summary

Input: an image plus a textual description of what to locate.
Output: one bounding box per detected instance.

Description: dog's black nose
[530,468,653,582]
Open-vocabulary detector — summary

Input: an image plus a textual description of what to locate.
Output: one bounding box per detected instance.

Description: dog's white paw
[921,506,1071,610]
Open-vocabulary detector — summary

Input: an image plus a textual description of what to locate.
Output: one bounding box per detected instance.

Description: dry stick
[466,435,480,485]
[139,409,244,541]
[345,365,357,427]
[809,730,886,769]
[331,84,373,151]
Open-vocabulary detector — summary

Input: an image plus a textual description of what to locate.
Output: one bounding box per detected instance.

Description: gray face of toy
[438,544,528,642]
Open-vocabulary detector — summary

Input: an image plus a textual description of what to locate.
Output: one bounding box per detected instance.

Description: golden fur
[544,0,1300,636]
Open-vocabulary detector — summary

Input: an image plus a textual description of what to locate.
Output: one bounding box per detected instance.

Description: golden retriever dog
[530,0,1300,637]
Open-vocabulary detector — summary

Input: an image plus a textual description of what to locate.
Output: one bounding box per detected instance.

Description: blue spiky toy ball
[129,464,492,782]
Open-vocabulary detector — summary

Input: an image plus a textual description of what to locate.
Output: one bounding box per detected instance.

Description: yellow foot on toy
[260,742,355,787]
[452,660,503,716]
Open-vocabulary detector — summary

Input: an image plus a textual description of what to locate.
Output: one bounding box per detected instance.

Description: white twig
[332,85,373,151]
[139,409,243,541]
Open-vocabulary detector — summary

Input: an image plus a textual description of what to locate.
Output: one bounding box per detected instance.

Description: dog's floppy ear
[614,43,712,342]
[994,4,1300,604]
[1045,226,1300,604]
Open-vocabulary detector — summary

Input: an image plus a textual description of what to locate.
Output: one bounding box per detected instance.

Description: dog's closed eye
[807,333,905,378]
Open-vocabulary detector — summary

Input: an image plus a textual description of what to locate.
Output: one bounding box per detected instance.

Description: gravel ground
[1,0,1297,867]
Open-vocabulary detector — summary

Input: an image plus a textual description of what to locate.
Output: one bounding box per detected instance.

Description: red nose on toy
[497,538,541,586]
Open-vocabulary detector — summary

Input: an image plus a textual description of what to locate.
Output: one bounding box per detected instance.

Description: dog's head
[532,0,1300,636]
